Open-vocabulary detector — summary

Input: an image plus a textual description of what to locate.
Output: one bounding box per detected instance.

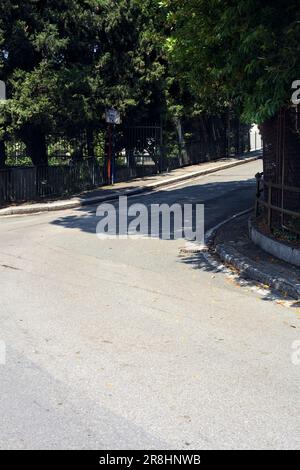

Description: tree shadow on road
[49,176,296,304]
[51,178,257,238]
[179,245,300,305]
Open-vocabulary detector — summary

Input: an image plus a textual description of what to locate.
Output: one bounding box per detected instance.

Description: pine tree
[0,0,167,165]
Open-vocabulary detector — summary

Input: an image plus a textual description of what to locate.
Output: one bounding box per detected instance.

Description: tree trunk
[259,114,280,184]
[259,107,300,225]
[19,125,48,166]
[0,140,6,168]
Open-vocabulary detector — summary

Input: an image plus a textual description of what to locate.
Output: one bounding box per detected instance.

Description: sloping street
[0,160,299,449]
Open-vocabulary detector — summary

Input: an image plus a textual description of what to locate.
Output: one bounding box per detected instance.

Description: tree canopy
[0,0,167,163]
[163,0,300,124]
[2,0,299,171]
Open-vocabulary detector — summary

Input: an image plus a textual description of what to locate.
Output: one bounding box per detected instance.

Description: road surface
[0,160,299,449]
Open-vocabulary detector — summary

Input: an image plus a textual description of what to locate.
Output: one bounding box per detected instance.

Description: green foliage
[162,0,300,123]
[0,0,167,163]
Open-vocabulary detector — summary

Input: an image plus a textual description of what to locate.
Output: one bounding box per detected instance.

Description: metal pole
[281,110,286,229]
[111,124,115,185]
[255,173,261,217]
[267,185,272,229]
[159,120,163,173]
[108,124,112,184]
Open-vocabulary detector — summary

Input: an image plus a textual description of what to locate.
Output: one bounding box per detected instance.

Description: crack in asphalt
[0,264,21,271]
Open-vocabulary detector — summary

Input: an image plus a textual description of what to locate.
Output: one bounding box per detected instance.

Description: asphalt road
[0,160,299,450]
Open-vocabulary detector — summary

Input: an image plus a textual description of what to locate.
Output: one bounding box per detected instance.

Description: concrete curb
[202,208,300,299]
[205,208,254,246]
[0,155,260,217]
[215,242,300,300]
[249,218,300,268]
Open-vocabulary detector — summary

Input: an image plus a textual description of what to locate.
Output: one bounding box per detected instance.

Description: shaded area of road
[51,178,256,237]
[0,160,299,449]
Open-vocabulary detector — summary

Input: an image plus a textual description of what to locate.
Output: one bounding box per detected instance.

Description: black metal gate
[106,124,164,183]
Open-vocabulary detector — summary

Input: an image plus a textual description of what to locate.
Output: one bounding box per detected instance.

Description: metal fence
[4,133,101,166]
[112,124,162,171]
[0,158,104,203]
[0,125,164,203]
[0,122,261,204]
[255,172,300,236]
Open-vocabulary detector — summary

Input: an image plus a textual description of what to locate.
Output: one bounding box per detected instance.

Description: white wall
[250,124,262,151]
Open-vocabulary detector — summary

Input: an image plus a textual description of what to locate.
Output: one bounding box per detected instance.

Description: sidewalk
[212,213,300,300]
[0,152,260,216]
